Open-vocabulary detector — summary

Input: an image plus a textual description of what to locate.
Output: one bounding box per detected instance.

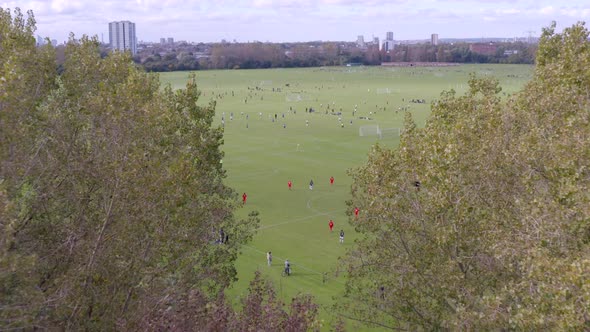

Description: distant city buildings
[36,35,57,47]
[109,21,137,55]
[356,35,365,48]
[431,33,439,46]
[356,34,381,50]
[160,37,174,45]
[373,37,379,50]
[383,31,394,53]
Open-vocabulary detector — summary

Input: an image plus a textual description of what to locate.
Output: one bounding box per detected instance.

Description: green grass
[159,64,533,329]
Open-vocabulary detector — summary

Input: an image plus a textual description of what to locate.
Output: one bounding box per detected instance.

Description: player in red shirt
[329,219,334,232]
[354,207,359,218]
[288,180,292,190]
[330,176,334,186]
[242,192,247,204]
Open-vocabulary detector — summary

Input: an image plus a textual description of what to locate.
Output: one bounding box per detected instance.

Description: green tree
[0,9,259,330]
[141,271,320,331]
[341,22,590,330]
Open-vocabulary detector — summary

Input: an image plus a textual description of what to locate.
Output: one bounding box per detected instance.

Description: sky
[2,0,589,44]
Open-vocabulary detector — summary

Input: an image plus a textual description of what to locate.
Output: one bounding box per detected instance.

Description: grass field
[159,64,533,329]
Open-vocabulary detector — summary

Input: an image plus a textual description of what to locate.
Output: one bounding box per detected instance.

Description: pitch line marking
[258,209,345,230]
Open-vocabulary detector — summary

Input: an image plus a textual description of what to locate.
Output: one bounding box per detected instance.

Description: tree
[341,22,590,330]
[140,270,320,331]
[0,9,259,330]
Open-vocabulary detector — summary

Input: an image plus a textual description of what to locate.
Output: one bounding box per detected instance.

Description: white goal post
[379,128,402,138]
[359,126,402,139]
[359,125,382,138]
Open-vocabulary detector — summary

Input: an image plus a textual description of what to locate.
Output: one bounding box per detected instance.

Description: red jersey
[330,176,334,184]
[242,193,247,203]
[329,220,334,229]
[354,207,359,216]
[288,181,292,188]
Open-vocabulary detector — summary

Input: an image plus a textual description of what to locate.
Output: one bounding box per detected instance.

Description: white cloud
[50,0,84,14]
[497,8,521,15]
[7,0,589,43]
[539,6,555,15]
[559,7,590,17]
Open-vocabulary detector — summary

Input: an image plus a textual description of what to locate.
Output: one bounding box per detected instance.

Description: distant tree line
[385,42,536,64]
[134,41,536,72]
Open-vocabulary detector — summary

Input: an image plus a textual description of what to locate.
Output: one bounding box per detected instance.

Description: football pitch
[159,64,533,329]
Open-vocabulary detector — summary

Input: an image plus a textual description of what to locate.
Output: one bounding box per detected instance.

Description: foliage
[139,271,320,331]
[137,42,383,71]
[0,8,260,330]
[342,22,590,330]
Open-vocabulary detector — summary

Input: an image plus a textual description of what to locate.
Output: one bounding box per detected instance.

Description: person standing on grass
[242,192,247,204]
[288,180,292,190]
[267,251,272,266]
[354,207,360,218]
[309,179,314,190]
[329,220,334,232]
[339,229,344,243]
[330,176,334,186]
[284,259,291,276]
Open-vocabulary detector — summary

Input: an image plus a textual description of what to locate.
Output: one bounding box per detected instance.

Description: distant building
[373,37,380,50]
[167,37,174,44]
[383,31,394,53]
[469,43,497,55]
[431,33,439,46]
[383,40,395,53]
[356,35,365,48]
[160,38,166,45]
[109,21,137,55]
[36,35,46,46]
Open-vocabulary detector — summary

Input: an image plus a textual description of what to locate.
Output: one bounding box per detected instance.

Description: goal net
[359,125,382,138]
[380,128,402,139]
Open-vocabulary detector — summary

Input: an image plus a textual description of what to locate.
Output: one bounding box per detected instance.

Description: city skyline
[3,0,588,44]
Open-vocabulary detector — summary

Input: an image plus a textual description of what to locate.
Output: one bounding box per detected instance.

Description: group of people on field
[257,176,361,276]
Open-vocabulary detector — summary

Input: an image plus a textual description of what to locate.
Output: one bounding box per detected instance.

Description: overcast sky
[3,0,588,43]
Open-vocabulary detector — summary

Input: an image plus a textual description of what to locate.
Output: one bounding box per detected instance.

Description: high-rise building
[383,31,394,53]
[167,37,174,45]
[109,21,137,55]
[431,33,439,46]
[160,37,166,45]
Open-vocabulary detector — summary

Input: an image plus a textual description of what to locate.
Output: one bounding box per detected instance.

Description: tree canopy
[342,21,590,330]
[0,8,266,330]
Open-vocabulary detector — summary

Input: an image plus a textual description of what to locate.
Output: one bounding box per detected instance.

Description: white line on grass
[259,209,344,230]
[306,196,344,218]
